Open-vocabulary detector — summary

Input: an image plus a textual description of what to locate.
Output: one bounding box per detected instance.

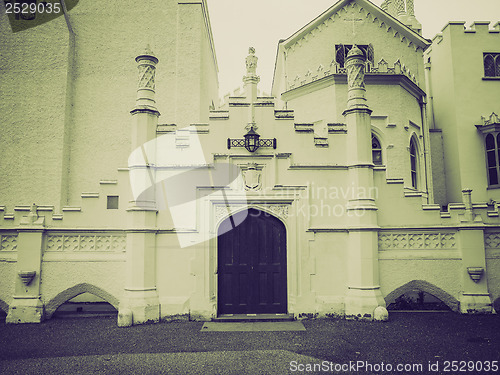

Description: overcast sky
[207,0,500,97]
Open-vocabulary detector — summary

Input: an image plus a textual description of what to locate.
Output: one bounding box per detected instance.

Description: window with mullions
[485,133,500,186]
[410,138,418,189]
[335,44,374,69]
[372,134,382,165]
[484,53,500,77]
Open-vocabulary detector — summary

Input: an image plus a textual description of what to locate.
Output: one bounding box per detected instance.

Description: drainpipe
[59,0,76,209]
[420,97,434,204]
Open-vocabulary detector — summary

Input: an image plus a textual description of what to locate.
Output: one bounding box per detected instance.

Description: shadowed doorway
[217,208,287,315]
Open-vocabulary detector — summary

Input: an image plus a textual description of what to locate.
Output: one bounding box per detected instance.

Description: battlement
[207,104,295,121]
[219,87,271,109]
[437,21,500,37]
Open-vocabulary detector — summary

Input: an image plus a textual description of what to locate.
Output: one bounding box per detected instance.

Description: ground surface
[1,312,499,374]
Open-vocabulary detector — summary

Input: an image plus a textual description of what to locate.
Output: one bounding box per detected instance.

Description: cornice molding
[282,72,425,102]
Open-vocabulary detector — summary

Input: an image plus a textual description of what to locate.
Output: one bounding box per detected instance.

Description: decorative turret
[380,0,422,34]
[345,45,369,111]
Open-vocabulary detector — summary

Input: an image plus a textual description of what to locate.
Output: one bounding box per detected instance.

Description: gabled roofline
[279,0,431,50]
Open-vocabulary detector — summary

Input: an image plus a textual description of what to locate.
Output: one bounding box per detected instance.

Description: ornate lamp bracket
[227,126,277,153]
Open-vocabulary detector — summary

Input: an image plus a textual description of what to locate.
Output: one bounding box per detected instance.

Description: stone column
[243,47,260,129]
[342,46,386,320]
[458,189,493,313]
[118,46,160,326]
[6,204,44,323]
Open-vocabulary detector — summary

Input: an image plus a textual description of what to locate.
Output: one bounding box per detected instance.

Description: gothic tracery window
[484,53,500,77]
[372,134,382,165]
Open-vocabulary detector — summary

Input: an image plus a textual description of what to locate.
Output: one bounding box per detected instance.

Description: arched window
[410,138,418,189]
[484,53,500,77]
[486,133,500,186]
[335,44,375,69]
[372,134,382,165]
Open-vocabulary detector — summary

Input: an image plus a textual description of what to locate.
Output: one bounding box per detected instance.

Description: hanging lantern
[244,128,261,152]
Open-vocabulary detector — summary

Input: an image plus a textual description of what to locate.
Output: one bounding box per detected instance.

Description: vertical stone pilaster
[119,46,160,326]
[458,189,493,313]
[342,47,386,321]
[6,204,45,323]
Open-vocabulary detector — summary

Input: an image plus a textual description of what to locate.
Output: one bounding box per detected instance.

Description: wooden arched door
[217,208,287,314]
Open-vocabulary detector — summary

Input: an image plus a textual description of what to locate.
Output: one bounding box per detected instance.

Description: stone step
[213,313,294,322]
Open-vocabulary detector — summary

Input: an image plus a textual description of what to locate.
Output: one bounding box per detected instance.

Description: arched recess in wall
[45,283,119,319]
[0,298,9,315]
[384,280,459,312]
[409,133,420,190]
[493,296,500,314]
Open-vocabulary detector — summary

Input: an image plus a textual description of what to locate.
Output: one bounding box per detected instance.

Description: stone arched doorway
[217,208,287,315]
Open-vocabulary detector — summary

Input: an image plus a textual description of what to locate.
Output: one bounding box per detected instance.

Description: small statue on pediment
[246,47,258,75]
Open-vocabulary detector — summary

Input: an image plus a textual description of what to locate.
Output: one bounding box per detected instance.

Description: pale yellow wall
[0,6,70,210]
[426,22,500,204]
[0,0,218,211]
[40,261,125,308]
[379,260,462,303]
[0,262,16,309]
[429,129,447,206]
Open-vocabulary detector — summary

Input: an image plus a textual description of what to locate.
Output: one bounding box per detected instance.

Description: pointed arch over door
[217,208,287,314]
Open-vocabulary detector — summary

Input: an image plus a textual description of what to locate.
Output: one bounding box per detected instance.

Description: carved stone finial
[132,45,160,113]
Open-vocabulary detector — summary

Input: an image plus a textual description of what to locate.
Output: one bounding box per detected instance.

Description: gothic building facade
[0,0,499,325]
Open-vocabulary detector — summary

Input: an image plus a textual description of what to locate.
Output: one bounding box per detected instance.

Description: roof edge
[279,0,430,50]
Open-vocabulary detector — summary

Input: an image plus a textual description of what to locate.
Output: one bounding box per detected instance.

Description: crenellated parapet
[219,88,271,109]
[433,21,500,43]
[288,58,420,91]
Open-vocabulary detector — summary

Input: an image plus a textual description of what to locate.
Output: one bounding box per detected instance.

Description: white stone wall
[426,22,500,204]
[0,0,218,210]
